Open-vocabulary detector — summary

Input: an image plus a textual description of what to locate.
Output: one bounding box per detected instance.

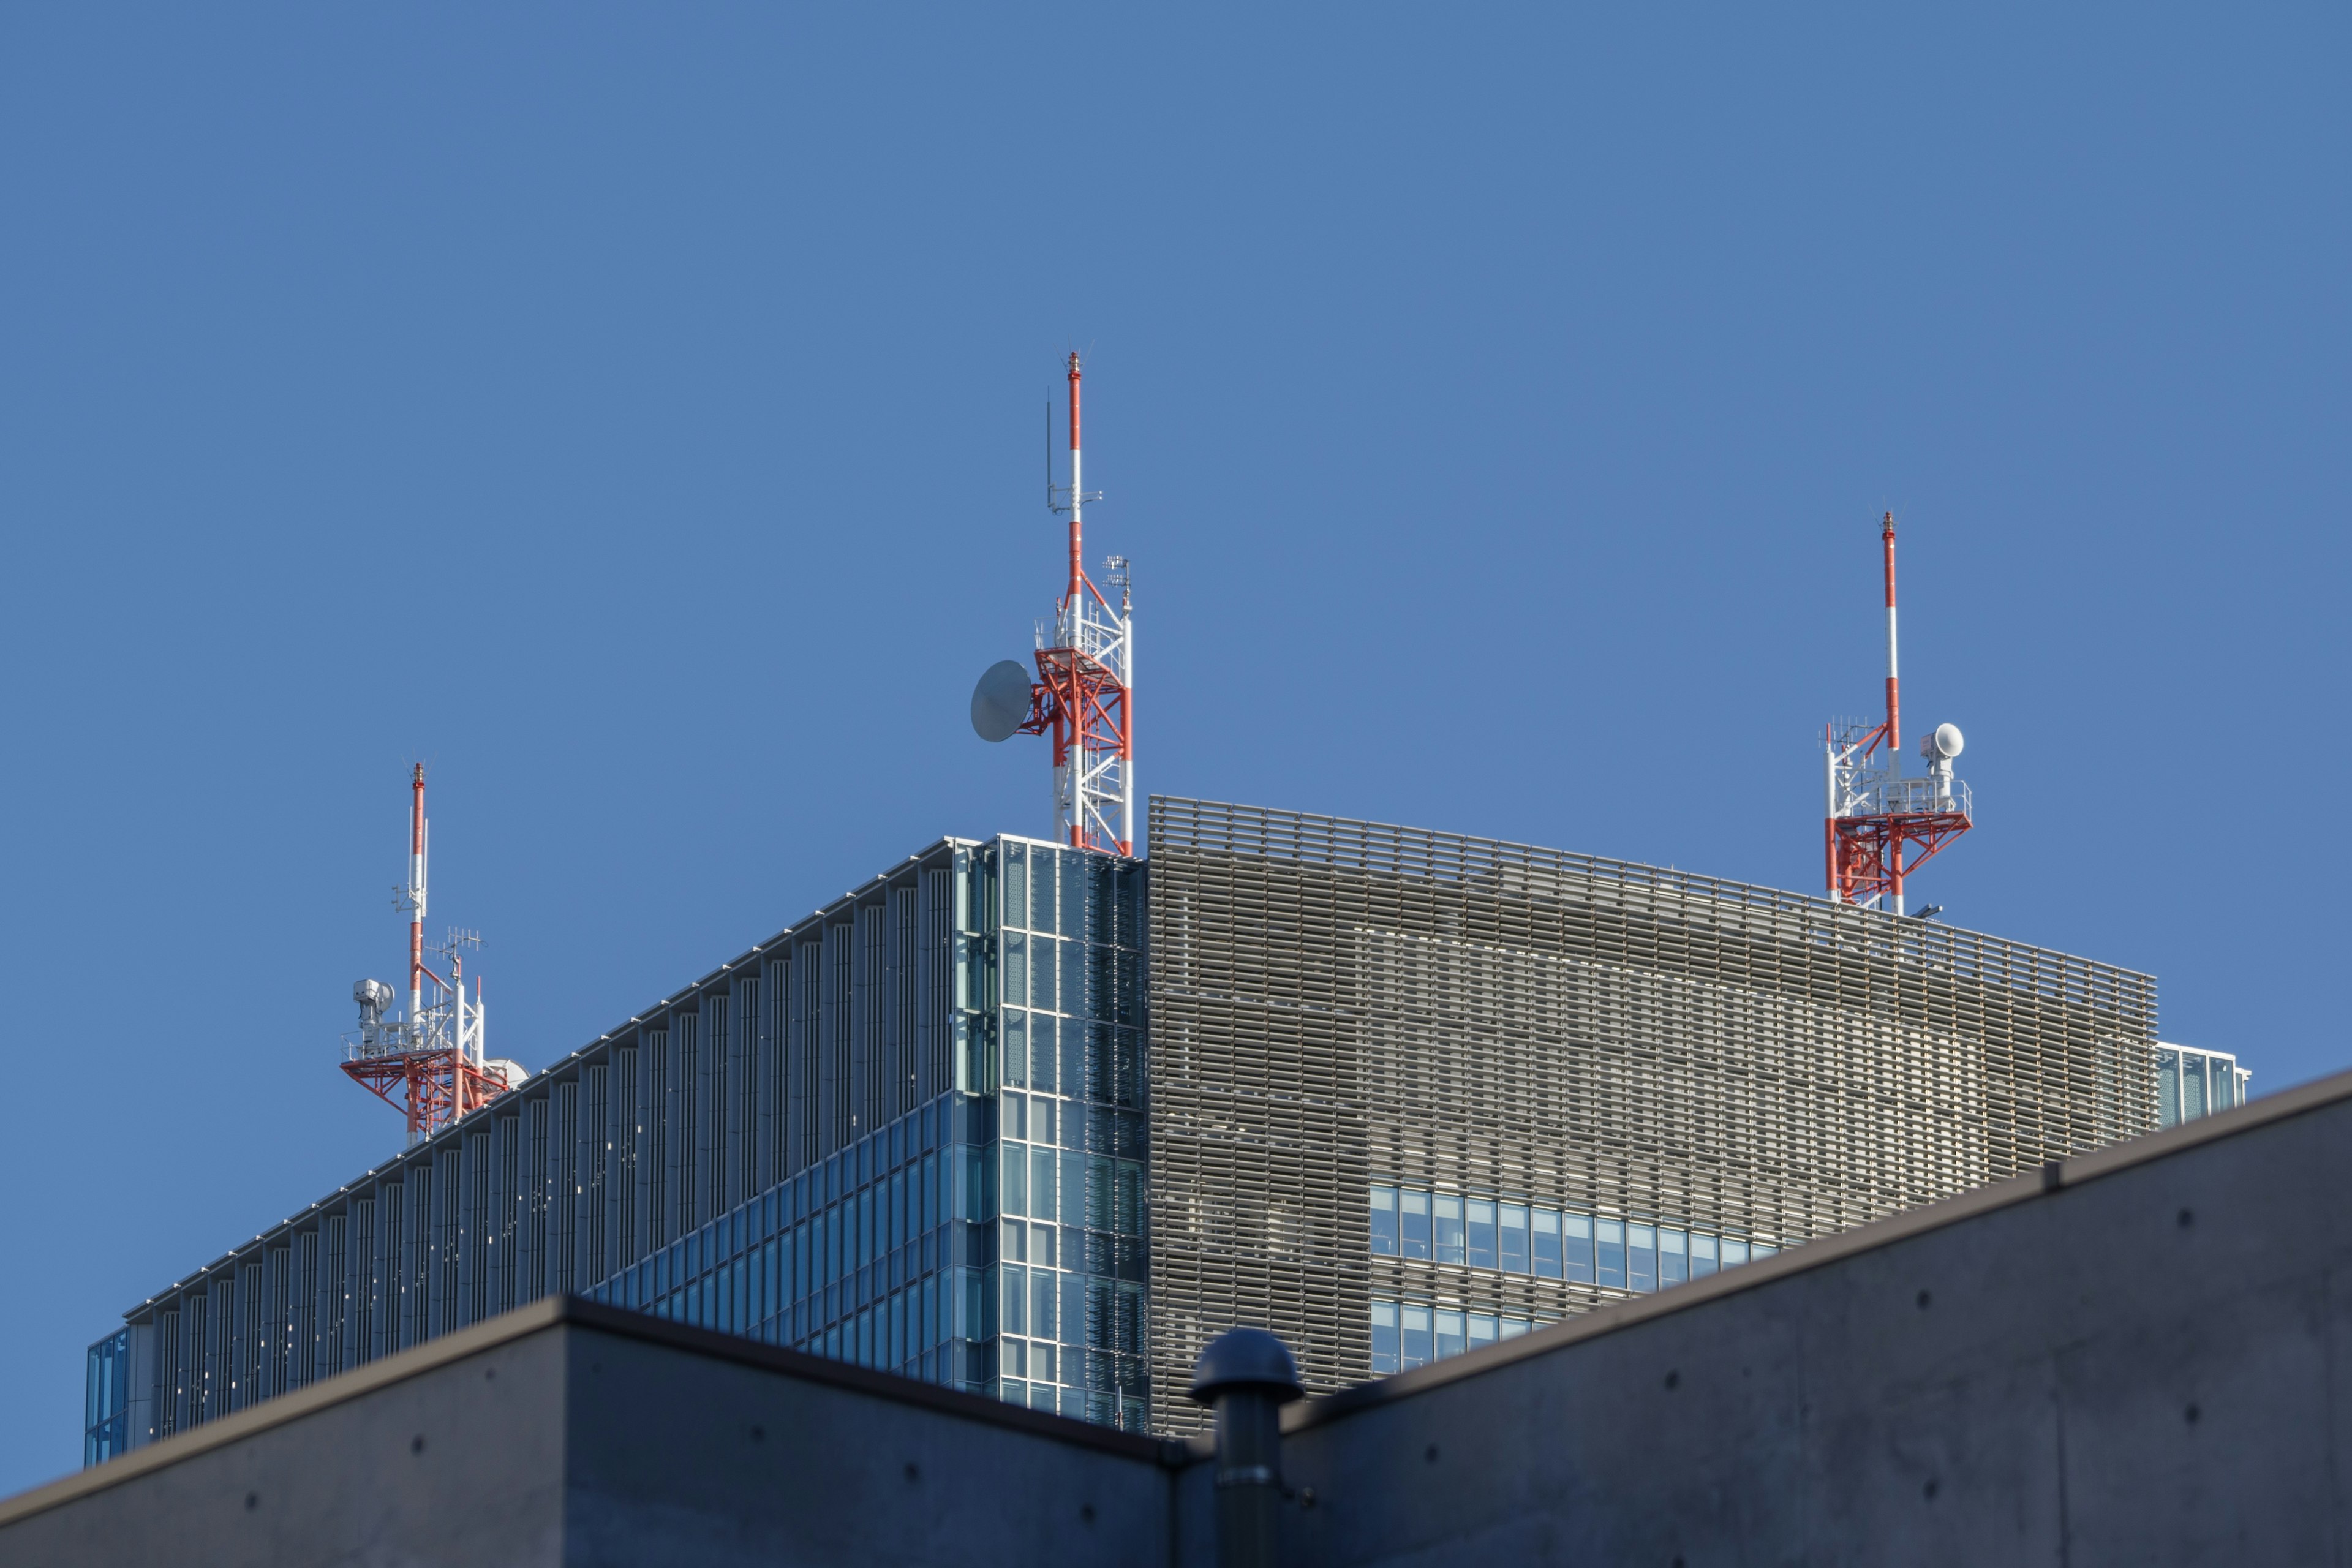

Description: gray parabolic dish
[971,660,1035,742]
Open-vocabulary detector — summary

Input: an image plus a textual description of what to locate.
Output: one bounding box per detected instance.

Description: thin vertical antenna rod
[1067,353,1085,609]
[1880,512,1903,915]
[407,764,426,1030]
[1882,511,1901,768]
[1065,352,1086,846]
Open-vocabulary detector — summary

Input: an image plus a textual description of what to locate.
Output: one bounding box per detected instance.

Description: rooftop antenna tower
[1823,513,1973,915]
[340,765,519,1142]
[970,352,1136,854]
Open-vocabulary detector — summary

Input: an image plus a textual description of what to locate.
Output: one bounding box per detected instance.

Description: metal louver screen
[1144,796,2157,1431]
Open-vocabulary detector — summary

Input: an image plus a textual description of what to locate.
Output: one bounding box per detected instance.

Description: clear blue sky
[2,6,2343,1491]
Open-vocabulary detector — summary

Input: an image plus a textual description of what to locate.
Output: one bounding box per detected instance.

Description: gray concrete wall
[4,1301,1183,1568]
[13,1065,2351,1567]
[1252,1069,2352,1567]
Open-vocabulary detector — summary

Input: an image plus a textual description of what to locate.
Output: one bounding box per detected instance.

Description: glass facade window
[1659,1227,1687,1287]
[1371,1300,1400,1374]
[1433,1195,1464,1265]
[1466,1200,1497,1270]
[1400,1305,1433,1369]
[1627,1224,1656,1293]
[1596,1219,1626,1287]
[2155,1043,2251,1129]
[1366,1183,1783,1300]
[84,1330,130,1467]
[1564,1213,1595,1283]
[1369,1301,1536,1376]
[1401,1189,1431,1259]
[1434,1310,1466,1361]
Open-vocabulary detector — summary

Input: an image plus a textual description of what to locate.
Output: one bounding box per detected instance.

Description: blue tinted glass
[1033,937,1057,1012]
[1658,1227,1688,1287]
[1033,1148,1057,1219]
[1002,1145,1027,1216]
[1401,1189,1431,1259]
[1371,1302,1400,1374]
[1060,853,1085,942]
[1370,1186,1400,1255]
[1434,1310,1465,1360]
[1563,1214,1595,1283]
[1597,1221,1626,1287]
[1001,1265,1025,1335]
[1003,1011,1027,1088]
[1061,940,1084,1019]
[1032,1270,1057,1340]
[1532,1208,1562,1278]
[1032,1014,1057,1093]
[1690,1231,1717,1277]
[1003,843,1027,926]
[1628,1224,1656,1292]
[2184,1056,2208,1120]
[1499,1205,1529,1272]
[1721,1238,1749,1268]
[1401,1307,1432,1369]
[1031,848,1057,932]
[1434,1196,1464,1265]
[1468,1314,1498,1351]
[1466,1200,1497,1269]
[1061,1149,1084,1227]
[1004,933,1027,1008]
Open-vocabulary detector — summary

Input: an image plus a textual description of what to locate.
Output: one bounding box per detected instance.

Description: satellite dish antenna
[1928,723,1964,760]
[971,660,1035,743]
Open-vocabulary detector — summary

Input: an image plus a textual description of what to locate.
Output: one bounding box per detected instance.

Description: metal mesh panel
[1145,796,2158,1431]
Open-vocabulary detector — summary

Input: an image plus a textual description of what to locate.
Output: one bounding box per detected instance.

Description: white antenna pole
[1063,352,1085,847]
[407,766,427,1032]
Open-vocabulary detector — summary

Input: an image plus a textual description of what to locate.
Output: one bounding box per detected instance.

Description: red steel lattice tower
[1015,353,1134,854]
[1823,513,1973,915]
[339,764,511,1142]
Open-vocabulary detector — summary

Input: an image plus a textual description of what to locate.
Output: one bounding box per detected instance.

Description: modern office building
[89,796,2176,1460]
[2157,1041,2250,1127]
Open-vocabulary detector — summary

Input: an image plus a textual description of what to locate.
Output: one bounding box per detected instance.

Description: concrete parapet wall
[11,1064,2351,1566]
[1260,1068,2352,1566]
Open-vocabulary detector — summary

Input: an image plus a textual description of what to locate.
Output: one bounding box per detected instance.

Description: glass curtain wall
[92,832,1153,1465]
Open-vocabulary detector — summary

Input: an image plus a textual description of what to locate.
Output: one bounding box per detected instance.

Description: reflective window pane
[1468,1313,1498,1352]
[1628,1224,1657,1292]
[1370,1186,1400,1256]
[1658,1227,1688,1287]
[1721,1238,1749,1269]
[1532,1208,1562,1279]
[1499,1205,1529,1273]
[1371,1301,1400,1374]
[1401,1190,1431,1260]
[1563,1213,1595,1284]
[1434,1310,1466,1360]
[1466,1200,1497,1269]
[1689,1231,1718,1278]
[1434,1196,1464,1265]
[1401,1306,1432,1369]
[1597,1219,1626,1288]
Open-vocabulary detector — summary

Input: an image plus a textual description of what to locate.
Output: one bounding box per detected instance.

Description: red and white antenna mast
[341,766,515,1142]
[1823,513,1972,916]
[970,352,1136,855]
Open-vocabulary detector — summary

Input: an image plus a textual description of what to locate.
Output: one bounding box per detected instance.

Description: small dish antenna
[971,660,1035,743]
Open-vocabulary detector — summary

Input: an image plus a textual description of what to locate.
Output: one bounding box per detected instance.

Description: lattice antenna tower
[1822,513,1973,915]
[970,352,1136,855]
[339,765,513,1142]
